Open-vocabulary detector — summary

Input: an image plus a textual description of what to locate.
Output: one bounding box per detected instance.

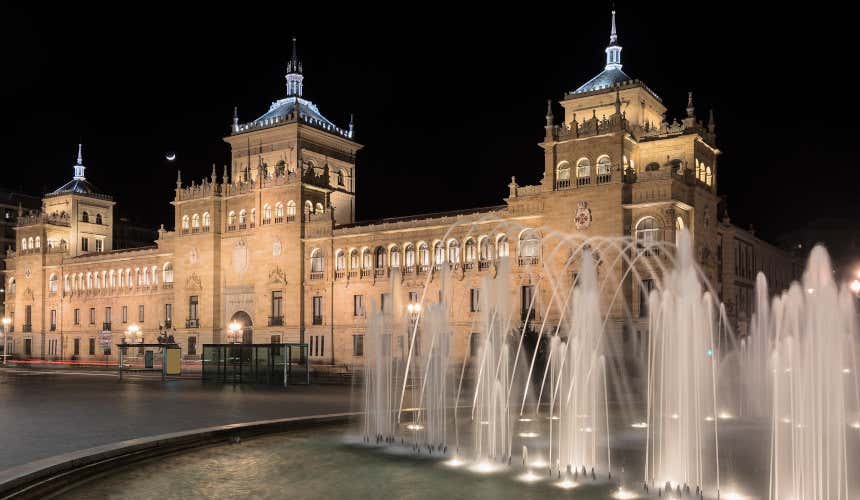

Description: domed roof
[574,67,632,94]
[254,96,342,132]
[49,178,105,196]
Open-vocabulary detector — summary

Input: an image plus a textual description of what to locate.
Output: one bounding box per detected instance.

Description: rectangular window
[320,335,325,357]
[74,308,81,325]
[81,237,89,252]
[521,285,535,321]
[271,291,283,319]
[189,296,199,320]
[271,335,281,356]
[104,306,112,324]
[50,309,57,330]
[73,338,80,356]
[121,305,128,323]
[353,295,365,317]
[188,336,197,356]
[353,334,364,356]
[470,288,480,312]
[408,291,418,303]
[138,305,144,323]
[25,305,32,326]
[640,279,655,317]
[470,332,481,357]
[380,293,391,312]
[89,338,95,355]
[164,304,172,327]
[309,336,315,356]
[95,239,103,252]
[104,345,111,356]
[89,307,96,325]
[312,296,322,325]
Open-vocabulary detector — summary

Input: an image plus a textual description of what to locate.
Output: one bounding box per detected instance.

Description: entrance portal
[230,311,253,344]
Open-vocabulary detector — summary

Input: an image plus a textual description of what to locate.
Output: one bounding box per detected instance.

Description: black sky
[1,3,857,245]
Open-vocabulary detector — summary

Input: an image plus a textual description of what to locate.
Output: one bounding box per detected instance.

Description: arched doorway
[230,311,253,344]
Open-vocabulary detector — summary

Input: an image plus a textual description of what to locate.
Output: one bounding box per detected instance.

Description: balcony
[268,316,284,326]
[192,227,200,233]
[186,318,200,328]
[417,265,429,275]
[554,179,571,190]
[334,270,345,280]
[181,228,189,235]
[463,262,475,270]
[360,269,372,278]
[202,226,210,233]
[164,320,172,329]
[227,225,237,232]
[347,270,358,279]
[286,215,295,222]
[309,272,324,280]
[102,322,112,331]
[596,173,612,184]
[162,282,174,289]
[576,176,591,187]
[238,223,247,230]
[274,216,284,224]
[374,269,385,278]
[23,324,32,333]
[518,256,540,266]
[478,260,491,270]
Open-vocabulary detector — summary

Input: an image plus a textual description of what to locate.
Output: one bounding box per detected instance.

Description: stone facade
[1,18,796,364]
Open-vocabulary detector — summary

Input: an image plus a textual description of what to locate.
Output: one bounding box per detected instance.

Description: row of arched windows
[556,156,613,187]
[58,263,173,293]
[312,230,544,276]
[20,236,40,251]
[181,201,326,233]
[81,212,103,224]
[695,159,713,186]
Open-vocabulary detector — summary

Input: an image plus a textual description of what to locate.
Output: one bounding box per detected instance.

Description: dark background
[1,3,857,247]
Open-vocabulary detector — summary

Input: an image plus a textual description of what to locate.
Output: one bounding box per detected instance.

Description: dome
[573,67,632,94]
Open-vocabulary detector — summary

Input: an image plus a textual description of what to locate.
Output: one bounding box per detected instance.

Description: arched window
[21,238,26,250]
[519,229,540,259]
[315,202,324,213]
[202,212,211,228]
[250,208,256,225]
[143,268,151,286]
[390,246,401,268]
[275,202,284,220]
[34,237,40,249]
[286,200,296,220]
[636,217,661,254]
[263,204,272,223]
[28,237,34,250]
[349,249,359,270]
[335,250,346,271]
[361,248,372,270]
[109,270,116,288]
[337,170,345,186]
[479,237,491,261]
[556,161,571,182]
[135,268,142,287]
[705,166,713,186]
[404,244,415,268]
[163,263,174,283]
[192,213,200,229]
[464,239,476,263]
[305,200,313,213]
[96,213,102,225]
[645,162,660,171]
[49,274,58,293]
[447,240,460,263]
[418,242,430,267]
[675,216,685,246]
[81,211,89,223]
[696,159,703,181]
[238,210,247,225]
[182,215,190,230]
[126,269,133,289]
[576,158,591,179]
[64,274,71,291]
[8,277,15,294]
[227,211,236,226]
[497,234,509,258]
[151,266,158,285]
[87,272,93,289]
[433,241,445,265]
[102,271,108,288]
[596,155,612,175]
[310,249,324,273]
[374,246,386,269]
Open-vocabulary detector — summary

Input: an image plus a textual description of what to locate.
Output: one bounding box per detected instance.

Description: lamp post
[1,317,10,365]
[228,321,242,344]
[125,323,141,344]
[405,302,421,358]
[850,279,860,295]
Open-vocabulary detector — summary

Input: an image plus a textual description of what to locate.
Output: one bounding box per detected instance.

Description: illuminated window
[556,160,571,180]
[576,158,591,178]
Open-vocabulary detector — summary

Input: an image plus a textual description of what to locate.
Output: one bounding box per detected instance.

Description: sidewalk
[0,368,354,471]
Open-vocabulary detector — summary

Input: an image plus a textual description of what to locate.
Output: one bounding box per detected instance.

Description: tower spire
[605,9,623,71]
[285,35,304,97]
[73,143,86,180]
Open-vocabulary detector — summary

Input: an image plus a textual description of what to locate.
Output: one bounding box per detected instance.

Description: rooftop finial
[605,9,623,71]
[73,143,86,180]
[614,86,622,115]
[286,36,304,97]
[176,169,182,189]
[349,113,354,137]
[707,108,716,133]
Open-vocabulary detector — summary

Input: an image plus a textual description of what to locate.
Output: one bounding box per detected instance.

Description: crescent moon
[166,153,176,161]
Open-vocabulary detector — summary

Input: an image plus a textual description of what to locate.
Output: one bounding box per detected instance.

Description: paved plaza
[0,367,354,471]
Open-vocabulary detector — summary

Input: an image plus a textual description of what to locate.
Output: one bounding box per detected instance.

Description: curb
[0,412,358,499]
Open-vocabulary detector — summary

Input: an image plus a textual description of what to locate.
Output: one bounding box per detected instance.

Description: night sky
[2,3,857,247]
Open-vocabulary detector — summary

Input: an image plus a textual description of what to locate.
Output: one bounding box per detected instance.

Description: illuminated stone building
[2,16,795,364]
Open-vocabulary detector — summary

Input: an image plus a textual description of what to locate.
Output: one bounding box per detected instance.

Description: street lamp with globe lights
[125,323,142,344]
[850,279,860,295]
[1,317,11,365]
[228,321,242,344]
